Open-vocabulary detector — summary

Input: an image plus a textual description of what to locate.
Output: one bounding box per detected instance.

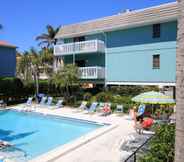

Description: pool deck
[10,105,135,162]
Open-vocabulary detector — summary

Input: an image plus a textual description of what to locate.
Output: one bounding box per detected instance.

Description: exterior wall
[63,53,105,67]
[0,47,16,77]
[106,42,176,84]
[56,21,177,85]
[106,21,177,84]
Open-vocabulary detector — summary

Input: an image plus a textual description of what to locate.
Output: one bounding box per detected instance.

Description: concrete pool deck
[10,105,135,162]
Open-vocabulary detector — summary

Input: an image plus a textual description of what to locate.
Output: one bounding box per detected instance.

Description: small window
[153,54,160,69]
[153,24,161,38]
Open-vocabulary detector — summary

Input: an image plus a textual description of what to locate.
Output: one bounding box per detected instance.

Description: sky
[0,0,176,52]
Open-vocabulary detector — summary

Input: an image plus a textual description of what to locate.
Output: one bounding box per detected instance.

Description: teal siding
[106,41,176,83]
[106,21,177,48]
[63,53,105,67]
[59,21,177,84]
[0,47,16,77]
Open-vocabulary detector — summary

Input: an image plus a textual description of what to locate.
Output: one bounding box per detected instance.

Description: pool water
[0,110,102,161]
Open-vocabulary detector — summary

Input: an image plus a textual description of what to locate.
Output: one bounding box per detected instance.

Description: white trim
[106,81,176,86]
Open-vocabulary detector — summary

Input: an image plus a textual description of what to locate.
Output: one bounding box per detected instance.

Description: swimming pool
[0,110,102,161]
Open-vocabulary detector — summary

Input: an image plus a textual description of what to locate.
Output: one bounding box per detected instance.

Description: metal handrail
[124,134,154,162]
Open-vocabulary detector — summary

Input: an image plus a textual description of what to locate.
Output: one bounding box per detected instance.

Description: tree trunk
[175,0,184,161]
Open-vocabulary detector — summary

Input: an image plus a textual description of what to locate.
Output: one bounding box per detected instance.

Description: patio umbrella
[132,91,175,104]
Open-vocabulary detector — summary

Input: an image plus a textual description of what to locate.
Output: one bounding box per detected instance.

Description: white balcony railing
[79,66,105,79]
[54,40,105,56]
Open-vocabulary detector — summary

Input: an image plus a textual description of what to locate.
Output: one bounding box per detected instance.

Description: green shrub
[139,124,175,162]
[109,85,159,97]
[112,95,134,113]
[96,92,113,102]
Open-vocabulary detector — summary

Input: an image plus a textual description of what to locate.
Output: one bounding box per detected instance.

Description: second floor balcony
[54,40,105,56]
[79,66,105,79]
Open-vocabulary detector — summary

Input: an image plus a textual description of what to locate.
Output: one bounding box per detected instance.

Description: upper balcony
[54,40,105,56]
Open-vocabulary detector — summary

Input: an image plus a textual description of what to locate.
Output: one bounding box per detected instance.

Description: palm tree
[17,52,32,83]
[36,25,60,48]
[175,0,184,162]
[50,64,79,100]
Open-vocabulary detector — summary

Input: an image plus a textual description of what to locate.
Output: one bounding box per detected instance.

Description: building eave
[55,2,179,39]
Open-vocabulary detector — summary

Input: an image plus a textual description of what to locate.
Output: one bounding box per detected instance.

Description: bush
[139,124,175,162]
[109,85,159,97]
[96,92,113,102]
[112,95,134,113]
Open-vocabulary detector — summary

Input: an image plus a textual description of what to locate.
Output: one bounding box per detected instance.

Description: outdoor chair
[50,100,64,109]
[46,97,53,106]
[87,102,98,113]
[39,96,47,105]
[79,101,88,110]
[0,100,7,108]
[116,105,123,113]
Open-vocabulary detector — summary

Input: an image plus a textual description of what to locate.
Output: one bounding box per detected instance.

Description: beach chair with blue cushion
[87,102,98,113]
[39,96,47,105]
[46,97,53,106]
[79,101,88,110]
[51,100,63,109]
[26,97,33,107]
[116,105,124,113]
[137,104,146,116]
[97,102,104,112]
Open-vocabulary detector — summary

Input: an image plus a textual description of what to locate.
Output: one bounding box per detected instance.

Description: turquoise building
[54,2,178,87]
[0,41,16,77]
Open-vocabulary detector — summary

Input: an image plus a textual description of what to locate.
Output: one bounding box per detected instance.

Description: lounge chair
[87,102,98,113]
[46,97,53,106]
[39,96,47,105]
[97,102,104,112]
[50,100,63,109]
[101,103,112,116]
[116,105,123,113]
[137,104,146,116]
[26,97,33,106]
[0,140,12,149]
[19,97,33,111]
[79,101,87,110]
[56,100,63,108]
[0,100,6,108]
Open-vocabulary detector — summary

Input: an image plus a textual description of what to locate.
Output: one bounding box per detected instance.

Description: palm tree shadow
[2,131,38,141]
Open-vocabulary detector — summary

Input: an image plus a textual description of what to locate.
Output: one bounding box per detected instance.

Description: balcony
[54,40,105,56]
[79,66,105,79]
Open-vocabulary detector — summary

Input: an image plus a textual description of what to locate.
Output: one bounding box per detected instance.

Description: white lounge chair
[116,105,123,113]
[79,101,87,110]
[46,97,53,106]
[50,100,63,109]
[39,96,47,105]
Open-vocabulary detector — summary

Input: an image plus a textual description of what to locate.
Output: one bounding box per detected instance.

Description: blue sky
[0,0,176,52]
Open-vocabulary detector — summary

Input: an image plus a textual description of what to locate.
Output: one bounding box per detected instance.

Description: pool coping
[9,107,118,162]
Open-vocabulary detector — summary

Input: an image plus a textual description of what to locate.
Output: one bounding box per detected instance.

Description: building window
[74,36,85,42]
[153,54,160,69]
[153,24,161,38]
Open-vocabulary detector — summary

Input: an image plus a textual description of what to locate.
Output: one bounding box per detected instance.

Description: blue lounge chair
[137,104,145,116]
[46,97,53,106]
[39,96,47,105]
[27,97,33,106]
[87,102,98,113]
[56,100,63,108]
[116,105,124,113]
[79,101,88,110]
